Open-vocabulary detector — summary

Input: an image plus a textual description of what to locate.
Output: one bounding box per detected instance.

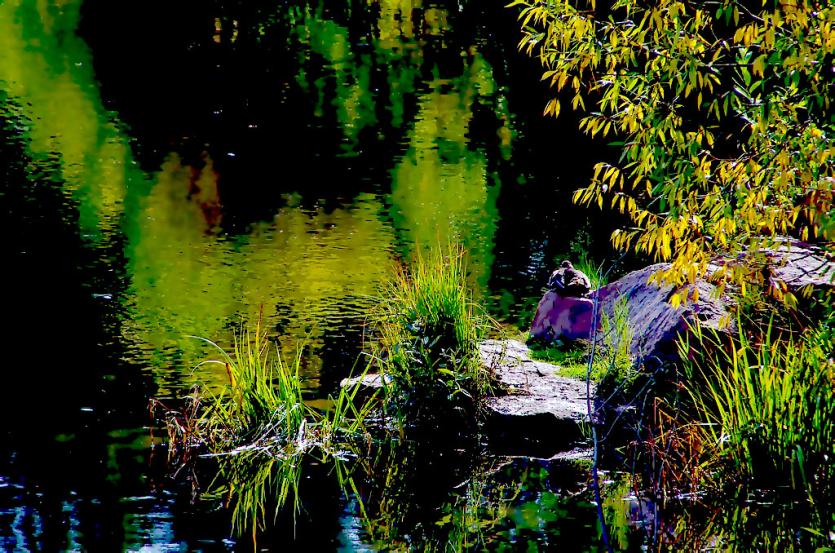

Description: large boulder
[530,241,834,366]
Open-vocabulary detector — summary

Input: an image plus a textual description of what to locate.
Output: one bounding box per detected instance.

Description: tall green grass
[374,244,494,412]
[681,320,834,497]
[193,324,310,452]
[152,320,379,544]
[572,253,607,290]
[156,320,376,458]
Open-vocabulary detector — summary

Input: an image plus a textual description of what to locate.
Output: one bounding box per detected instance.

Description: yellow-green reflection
[295,7,377,149]
[1,0,514,394]
[126,168,395,392]
[0,0,134,241]
[389,51,501,291]
[293,4,513,290]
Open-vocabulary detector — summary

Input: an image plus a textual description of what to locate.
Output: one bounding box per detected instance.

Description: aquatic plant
[680,320,834,499]
[571,253,607,290]
[373,243,495,417]
[194,324,310,452]
[151,320,379,545]
[154,319,377,459]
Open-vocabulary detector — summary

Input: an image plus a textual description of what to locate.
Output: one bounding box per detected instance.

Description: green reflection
[124,154,395,391]
[0,0,514,394]
[389,53,502,291]
[294,7,377,149]
[293,3,512,289]
[0,0,139,242]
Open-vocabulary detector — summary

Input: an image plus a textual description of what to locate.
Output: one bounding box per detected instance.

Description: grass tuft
[151,319,379,543]
[153,318,376,461]
[192,324,310,452]
[572,253,607,290]
[681,318,834,498]
[373,243,494,416]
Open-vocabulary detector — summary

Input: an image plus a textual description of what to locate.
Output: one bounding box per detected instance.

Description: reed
[152,321,379,545]
[157,319,376,458]
[373,243,494,412]
[573,253,607,290]
[192,323,311,452]
[681,320,834,497]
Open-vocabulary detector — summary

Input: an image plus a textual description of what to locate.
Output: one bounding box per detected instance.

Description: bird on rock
[547,260,592,297]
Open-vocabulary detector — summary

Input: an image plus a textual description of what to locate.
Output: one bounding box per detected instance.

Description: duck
[547,260,592,297]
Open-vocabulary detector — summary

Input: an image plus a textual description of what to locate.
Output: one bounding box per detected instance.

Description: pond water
[0,0,700,550]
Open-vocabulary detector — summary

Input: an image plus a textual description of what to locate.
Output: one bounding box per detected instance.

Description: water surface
[0,0,630,549]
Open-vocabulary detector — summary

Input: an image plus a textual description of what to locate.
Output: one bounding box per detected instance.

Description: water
[0,0,668,550]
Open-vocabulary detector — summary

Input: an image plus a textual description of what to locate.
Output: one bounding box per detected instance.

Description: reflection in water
[599,474,833,552]
[0,0,134,242]
[389,50,503,290]
[0,0,516,390]
[0,0,633,549]
[193,435,615,551]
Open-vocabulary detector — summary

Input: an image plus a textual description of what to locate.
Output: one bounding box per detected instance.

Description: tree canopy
[514,0,833,305]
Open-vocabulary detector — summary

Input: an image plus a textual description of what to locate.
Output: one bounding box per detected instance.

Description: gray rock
[594,264,733,365]
[531,241,834,367]
[340,340,593,456]
[480,340,593,456]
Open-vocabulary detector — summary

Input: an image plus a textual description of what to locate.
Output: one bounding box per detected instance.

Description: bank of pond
[152,244,835,551]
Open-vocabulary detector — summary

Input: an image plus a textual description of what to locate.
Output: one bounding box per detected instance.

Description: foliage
[570,253,608,290]
[595,296,635,383]
[514,0,834,304]
[153,321,376,459]
[681,320,835,498]
[373,244,495,416]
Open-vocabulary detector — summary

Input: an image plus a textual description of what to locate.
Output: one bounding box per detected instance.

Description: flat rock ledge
[341,339,593,457]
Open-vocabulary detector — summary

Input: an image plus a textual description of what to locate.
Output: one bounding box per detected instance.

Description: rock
[480,340,593,457]
[530,241,835,367]
[733,239,835,293]
[340,372,391,392]
[595,263,732,364]
[340,340,593,457]
[529,293,595,341]
[531,266,731,365]
[339,372,391,405]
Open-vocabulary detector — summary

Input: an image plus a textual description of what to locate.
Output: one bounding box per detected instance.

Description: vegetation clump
[682,319,834,499]
[514,0,833,305]
[514,2,834,544]
[372,244,495,420]
[153,321,375,462]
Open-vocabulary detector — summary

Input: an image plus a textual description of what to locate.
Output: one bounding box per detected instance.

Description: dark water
[0,0,649,550]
